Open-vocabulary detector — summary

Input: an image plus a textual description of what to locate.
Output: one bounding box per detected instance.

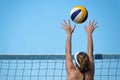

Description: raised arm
[84,20,97,75]
[61,20,76,74]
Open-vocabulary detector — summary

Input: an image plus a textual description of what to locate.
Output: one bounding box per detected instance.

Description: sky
[0,0,120,54]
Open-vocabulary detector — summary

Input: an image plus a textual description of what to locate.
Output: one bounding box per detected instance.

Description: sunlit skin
[61,19,97,80]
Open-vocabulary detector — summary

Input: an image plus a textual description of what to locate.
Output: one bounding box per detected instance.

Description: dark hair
[77,52,90,72]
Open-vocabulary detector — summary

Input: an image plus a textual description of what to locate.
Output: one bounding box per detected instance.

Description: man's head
[74,52,90,72]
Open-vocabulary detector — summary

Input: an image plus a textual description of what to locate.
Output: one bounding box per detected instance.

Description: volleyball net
[0,54,120,80]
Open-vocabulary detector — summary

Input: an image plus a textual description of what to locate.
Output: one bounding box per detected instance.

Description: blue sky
[0,0,120,54]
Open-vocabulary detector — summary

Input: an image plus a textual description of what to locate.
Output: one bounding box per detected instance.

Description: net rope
[0,54,120,80]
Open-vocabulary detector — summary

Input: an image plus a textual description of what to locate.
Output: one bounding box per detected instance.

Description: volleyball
[70,6,88,24]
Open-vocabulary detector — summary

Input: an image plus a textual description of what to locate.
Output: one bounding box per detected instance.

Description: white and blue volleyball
[70,6,88,24]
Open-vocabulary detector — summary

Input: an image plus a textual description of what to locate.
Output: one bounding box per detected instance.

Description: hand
[84,20,97,34]
[61,19,76,35]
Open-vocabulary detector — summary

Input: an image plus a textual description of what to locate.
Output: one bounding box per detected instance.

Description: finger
[68,19,70,27]
[71,24,76,32]
[60,23,65,29]
[73,24,76,30]
[93,21,97,27]
[60,26,65,30]
[88,20,91,26]
[61,23,65,27]
[94,25,99,29]
[64,20,67,26]
[92,20,95,26]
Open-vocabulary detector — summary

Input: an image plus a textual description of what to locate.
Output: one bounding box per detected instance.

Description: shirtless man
[61,19,97,80]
